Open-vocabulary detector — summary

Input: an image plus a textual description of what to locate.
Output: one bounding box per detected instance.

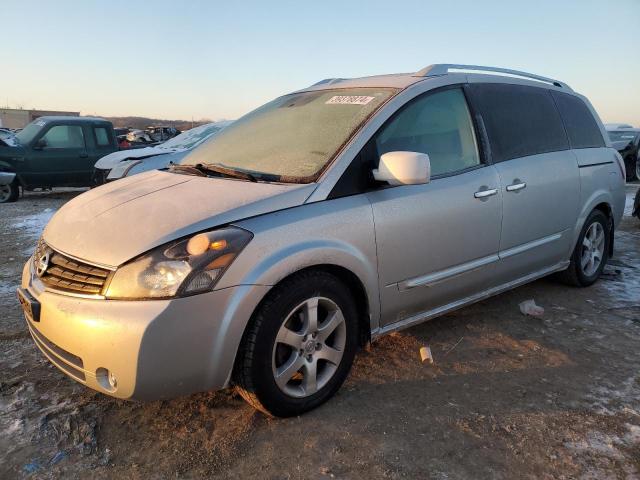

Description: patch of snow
[623,191,634,217]
[587,375,640,416]
[565,431,625,460]
[11,209,55,254]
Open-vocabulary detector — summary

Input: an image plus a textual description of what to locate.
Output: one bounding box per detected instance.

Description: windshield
[15,120,47,146]
[159,123,223,150]
[608,131,638,142]
[180,88,397,182]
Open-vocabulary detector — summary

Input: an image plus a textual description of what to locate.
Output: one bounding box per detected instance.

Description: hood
[611,139,633,152]
[94,146,174,169]
[43,170,316,267]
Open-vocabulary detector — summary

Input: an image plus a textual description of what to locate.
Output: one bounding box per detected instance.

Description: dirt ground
[1,185,639,479]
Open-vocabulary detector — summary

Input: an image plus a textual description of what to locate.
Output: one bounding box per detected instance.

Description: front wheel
[234,271,358,417]
[0,181,19,203]
[558,210,610,287]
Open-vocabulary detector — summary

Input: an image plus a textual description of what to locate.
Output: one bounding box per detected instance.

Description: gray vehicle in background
[18,64,625,417]
[605,126,640,181]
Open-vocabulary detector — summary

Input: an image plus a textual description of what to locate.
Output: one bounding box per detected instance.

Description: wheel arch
[592,202,614,257]
[268,264,372,347]
[572,192,615,259]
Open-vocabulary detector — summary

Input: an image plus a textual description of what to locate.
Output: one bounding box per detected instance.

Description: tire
[635,156,640,183]
[625,156,638,182]
[233,270,359,417]
[558,210,610,287]
[0,181,19,204]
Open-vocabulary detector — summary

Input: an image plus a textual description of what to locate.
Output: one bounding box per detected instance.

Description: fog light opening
[96,367,118,392]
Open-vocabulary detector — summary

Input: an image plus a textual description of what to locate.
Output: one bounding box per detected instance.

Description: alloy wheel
[0,185,11,203]
[581,221,605,276]
[272,297,346,398]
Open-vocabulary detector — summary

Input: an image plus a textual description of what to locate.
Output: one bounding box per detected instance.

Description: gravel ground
[1,185,639,479]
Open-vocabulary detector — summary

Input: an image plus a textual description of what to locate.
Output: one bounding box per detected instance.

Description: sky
[2,0,639,124]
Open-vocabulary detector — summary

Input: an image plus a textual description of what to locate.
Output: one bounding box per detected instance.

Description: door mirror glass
[372,151,431,186]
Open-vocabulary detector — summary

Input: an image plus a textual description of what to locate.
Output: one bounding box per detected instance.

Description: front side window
[374,88,480,176]
[41,125,85,149]
[180,88,397,182]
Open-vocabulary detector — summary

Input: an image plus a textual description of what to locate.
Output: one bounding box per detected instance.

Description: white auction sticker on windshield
[325,95,375,105]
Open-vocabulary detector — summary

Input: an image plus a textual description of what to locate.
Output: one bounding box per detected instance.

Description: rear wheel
[234,271,358,417]
[558,210,610,286]
[0,181,19,203]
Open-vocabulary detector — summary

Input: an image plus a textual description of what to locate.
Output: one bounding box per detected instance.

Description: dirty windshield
[179,88,397,182]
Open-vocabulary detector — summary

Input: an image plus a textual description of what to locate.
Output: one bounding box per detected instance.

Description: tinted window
[94,127,111,146]
[41,125,85,149]
[551,92,605,149]
[375,88,480,176]
[469,83,568,162]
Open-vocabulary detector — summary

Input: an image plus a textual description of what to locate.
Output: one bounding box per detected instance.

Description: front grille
[34,240,111,295]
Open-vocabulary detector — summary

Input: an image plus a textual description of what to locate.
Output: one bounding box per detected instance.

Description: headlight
[107,160,142,180]
[104,227,252,299]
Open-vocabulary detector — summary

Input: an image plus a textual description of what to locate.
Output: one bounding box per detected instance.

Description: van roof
[302,63,572,93]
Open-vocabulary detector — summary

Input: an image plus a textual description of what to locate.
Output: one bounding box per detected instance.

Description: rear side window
[94,127,111,146]
[468,83,568,162]
[551,92,605,149]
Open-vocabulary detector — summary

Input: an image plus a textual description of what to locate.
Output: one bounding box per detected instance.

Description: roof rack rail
[414,64,572,90]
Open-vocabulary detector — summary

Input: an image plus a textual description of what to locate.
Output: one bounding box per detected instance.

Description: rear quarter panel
[573,147,625,249]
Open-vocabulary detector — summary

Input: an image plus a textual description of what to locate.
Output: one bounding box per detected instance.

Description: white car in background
[94,122,229,184]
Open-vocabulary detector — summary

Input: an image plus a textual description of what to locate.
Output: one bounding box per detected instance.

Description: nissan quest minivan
[18,64,626,417]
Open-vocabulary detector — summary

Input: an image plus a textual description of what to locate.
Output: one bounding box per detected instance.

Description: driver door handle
[506,182,526,192]
[474,188,498,199]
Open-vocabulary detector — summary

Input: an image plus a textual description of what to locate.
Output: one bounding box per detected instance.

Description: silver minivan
[18,64,626,416]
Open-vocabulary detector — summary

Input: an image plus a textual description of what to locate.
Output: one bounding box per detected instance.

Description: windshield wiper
[169,162,258,182]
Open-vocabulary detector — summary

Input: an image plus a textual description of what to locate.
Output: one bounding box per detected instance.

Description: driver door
[24,123,88,186]
[365,87,503,327]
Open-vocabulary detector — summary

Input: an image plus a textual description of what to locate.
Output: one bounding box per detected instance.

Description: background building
[0,108,79,129]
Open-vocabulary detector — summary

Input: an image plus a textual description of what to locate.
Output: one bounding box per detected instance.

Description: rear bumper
[20,259,270,400]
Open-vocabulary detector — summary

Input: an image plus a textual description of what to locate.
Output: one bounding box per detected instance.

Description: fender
[207,238,380,389]
[222,238,381,331]
[222,196,382,332]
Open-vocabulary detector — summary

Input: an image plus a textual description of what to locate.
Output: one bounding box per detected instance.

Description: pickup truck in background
[0,116,118,203]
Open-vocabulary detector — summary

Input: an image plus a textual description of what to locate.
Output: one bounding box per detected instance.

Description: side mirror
[33,138,47,150]
[372,151,431,186]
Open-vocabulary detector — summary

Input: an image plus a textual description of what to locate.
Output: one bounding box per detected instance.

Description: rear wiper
[169,162,258,182]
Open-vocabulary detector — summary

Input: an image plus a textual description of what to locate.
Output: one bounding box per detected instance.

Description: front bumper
[20,260,270,400]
